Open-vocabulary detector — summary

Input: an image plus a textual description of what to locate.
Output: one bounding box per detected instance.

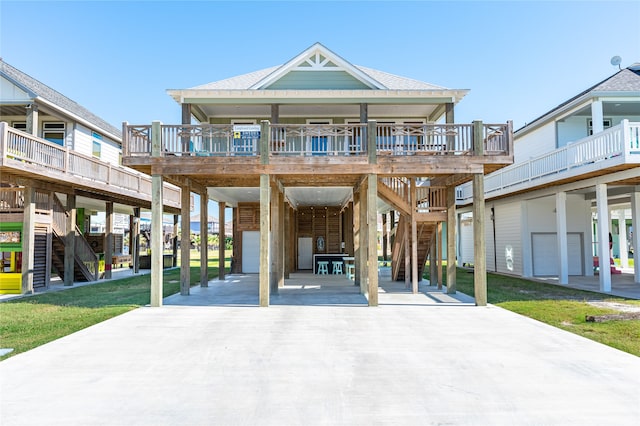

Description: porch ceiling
[196,103,442,121]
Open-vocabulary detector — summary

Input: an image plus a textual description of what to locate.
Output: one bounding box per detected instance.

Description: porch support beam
[259,174,270,306]
[437,222,443,289]
[21,186,35,294]
[410,179,418,293]
[173,215,178,267]
[64,194,76,286]
[360,103,368,123]
[595,183,611,292]
[180,182,191,295]
[353,187,361,288]
[132,208,140,274]
[359,178,369,295]
[404,213,410,288]
[473,173,487,306]
[200,192,208,287]
[278,190,285,288]
[630,189,640,283]
[25,103,38,136]
[271,104,279,124]
[429,228,437,287]
[367,174,378,306]
[556,191,569,285]
[270,183,281,294]
[446,185,457,293]
[150,121,164,307]
[219,201,226,281]
[104,201,113,280]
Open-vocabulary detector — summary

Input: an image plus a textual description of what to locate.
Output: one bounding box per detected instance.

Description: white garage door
[242,231,260,273]
[532,233,583,276]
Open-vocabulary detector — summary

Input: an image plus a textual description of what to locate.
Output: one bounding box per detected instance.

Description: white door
[298,237,313,270]
[532,233,583,276]
[242,231,260,273]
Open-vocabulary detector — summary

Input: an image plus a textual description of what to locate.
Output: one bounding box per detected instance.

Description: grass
[0,262,221,361]
[431,267,640,357]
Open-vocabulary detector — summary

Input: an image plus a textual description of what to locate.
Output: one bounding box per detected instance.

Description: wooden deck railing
[123,121,512,158]
[0,122,181,207]
[456,120,640,203]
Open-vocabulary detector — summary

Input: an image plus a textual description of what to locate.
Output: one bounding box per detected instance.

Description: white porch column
[595,184,611,292]
[591,100,604,134]
[617,209,628,269]
[631,189,640,284]
[556,192,569,285]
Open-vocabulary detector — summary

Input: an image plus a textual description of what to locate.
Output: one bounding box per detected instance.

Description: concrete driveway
[1,273,639,425]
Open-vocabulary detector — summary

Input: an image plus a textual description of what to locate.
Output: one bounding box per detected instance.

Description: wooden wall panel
[237,202,260,231]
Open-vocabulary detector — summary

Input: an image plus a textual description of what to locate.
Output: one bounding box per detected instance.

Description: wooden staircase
[377,177,445,283]
[391,215,435,281]
[50,195,99,282]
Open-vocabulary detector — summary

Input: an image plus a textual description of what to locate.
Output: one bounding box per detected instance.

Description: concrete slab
[1,273,639,425]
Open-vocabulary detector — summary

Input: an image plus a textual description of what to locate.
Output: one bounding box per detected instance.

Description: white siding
[514,124,556,163]
[492,201,522,276]
[0,76,31,101]
[532,233,583,276]
[74,124,121,165]
[557,116,589,147]
[458,214,474,266]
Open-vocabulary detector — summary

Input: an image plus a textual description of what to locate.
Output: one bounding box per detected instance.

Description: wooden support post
[429,229,437,286]
[271,104,279,124]
[132,208,140,274]
[180,183,191,295]
[446,103,454,151]
[278,190,285,288]
[473,173,487,306]
[473,120,484,156]
[382,214,388,266]
[150,121,164,307]
[200,192,208,287]
[232,207,240,274]
[64,194,76,286]
[359,179,368,295]
[437,222,443,290]
[367,120,377,164]
[260,120,270,165]
[259,174,270,307]
[410,179,418,293]
[270,183,280,294]
[219,201,226,281]
[104,202,113,280]
[25,104,38,136]
[284,203,290,279]
[360,103,368,123]
[404,214,410,288]
[173,215,178,267]
[367,174,378,306]
[446,186,457,294]
[21,187,35,294]
[353,189,361,287]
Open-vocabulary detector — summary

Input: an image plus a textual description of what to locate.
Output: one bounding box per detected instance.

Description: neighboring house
[0,59,181,294]
[121,43,514,307]
[456,63,640,292]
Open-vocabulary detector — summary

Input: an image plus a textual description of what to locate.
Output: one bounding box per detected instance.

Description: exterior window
[43,122,66,146]
[587,118,612,135]
[11,122,26,131]
[92,132,102,158]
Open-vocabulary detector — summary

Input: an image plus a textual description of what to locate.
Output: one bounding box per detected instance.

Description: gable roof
[187,43,448,92]
[0,59,121,140]
[516,63,640,134]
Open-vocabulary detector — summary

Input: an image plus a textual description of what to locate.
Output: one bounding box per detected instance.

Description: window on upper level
[43,122,66,146]
[11,122,26,131]
[587,118,612,135]
[92,132,102,158]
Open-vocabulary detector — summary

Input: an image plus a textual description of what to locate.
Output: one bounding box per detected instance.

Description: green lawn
[0,262,221,361]
[431,268,640,357]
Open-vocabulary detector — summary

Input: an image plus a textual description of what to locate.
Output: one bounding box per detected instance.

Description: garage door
[532,233,583,276]
[242,231,260,273]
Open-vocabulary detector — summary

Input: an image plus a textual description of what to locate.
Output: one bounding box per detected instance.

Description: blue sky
[1,0,639,132]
